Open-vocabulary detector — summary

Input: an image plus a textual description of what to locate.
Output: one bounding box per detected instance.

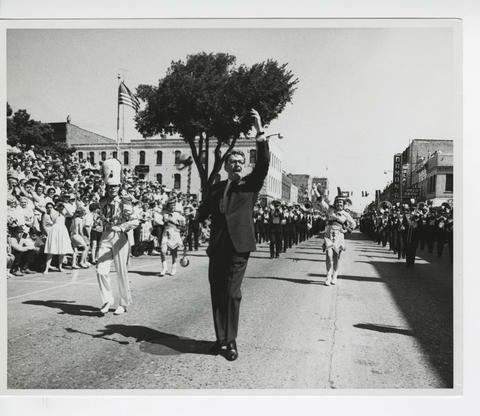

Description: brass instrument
[379,200,393,211]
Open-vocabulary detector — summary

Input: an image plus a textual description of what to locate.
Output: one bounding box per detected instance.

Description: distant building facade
[289,174,313,202]
[381,138,453,205]
[50,122,285,202]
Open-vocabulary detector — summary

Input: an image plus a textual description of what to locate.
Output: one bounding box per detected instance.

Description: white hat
[102,158,122,185]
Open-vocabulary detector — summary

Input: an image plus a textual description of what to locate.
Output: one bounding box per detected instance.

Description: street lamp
[266,133,284,140]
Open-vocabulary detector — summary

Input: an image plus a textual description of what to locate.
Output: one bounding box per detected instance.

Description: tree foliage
[7,103,76,156]
[135,52,298,194]
[7,104,55,148]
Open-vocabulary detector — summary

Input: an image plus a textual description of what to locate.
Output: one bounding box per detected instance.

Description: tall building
[288,174,313,202]
[401,139,453,188]
[281,172,299,204]
[388,138,453,205]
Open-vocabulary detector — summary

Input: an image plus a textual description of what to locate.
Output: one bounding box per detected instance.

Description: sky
[7,26,458,210]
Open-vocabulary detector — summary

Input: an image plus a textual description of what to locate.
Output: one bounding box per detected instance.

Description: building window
[101,151,107,161]
[123,151,129,165]
[89,152,95,164]
[428,175,437,193]
[174,173,181,190]
[139,151,146,165]
[250,149,257,164]
[174,150,181,164]
[156,151,163,165]
[78,151,83,161]
[445,174,453,192]
[156,173,163,184]
[113,151,118,160]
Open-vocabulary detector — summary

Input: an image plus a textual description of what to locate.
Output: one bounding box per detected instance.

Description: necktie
[220,180,232,214]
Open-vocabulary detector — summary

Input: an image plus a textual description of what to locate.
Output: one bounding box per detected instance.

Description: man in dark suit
[198,109,270,361]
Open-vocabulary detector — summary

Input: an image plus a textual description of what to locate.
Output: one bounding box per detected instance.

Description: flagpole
[116,74,121,154]
[122,103,125,144]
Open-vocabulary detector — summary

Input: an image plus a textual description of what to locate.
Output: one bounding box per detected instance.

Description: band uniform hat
[102,158,122,186]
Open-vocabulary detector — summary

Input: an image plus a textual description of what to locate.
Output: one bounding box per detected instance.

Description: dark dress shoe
[225,341,238,361]
[209,340,224,355]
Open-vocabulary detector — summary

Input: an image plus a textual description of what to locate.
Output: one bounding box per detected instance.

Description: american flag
[118,81,140,112]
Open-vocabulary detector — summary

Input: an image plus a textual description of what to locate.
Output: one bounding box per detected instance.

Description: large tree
[6,103,75,156]
[135,52,298,195]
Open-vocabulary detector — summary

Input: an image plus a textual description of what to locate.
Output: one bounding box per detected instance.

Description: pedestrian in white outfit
[96,159,139,315]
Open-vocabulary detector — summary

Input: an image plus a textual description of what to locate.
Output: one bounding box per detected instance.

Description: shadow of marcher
[286,257,323,262]
[246,275,323,285]
[128,270,160,277]
[23,300,103,317]
[65,325,215,356]
[354,323,414,336]
[307,273,383,283]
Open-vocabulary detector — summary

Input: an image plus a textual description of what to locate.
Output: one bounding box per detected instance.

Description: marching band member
[315,188,356,286]
[269,200,283,258]
[96,159,139,315]
[402,201,420,268]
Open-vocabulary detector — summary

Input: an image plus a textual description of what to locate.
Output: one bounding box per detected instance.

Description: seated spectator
[9,225,38,276]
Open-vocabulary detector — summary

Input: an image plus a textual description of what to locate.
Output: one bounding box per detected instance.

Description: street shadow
[23,300,103,317]
[65,325,215,356]
[246,275,323,285]
[307,273,383,283]
[286,257,323,262]
[129,270,160,277]
[355,248,392,254]
[360,258,453,387]
[249,255,275,260]
[358,254,397,260]
[295,246,324,251]
[354,323,414,336]
[292,251,325,256]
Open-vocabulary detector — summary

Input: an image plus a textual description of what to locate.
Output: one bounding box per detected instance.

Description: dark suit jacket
[199,140,270,255]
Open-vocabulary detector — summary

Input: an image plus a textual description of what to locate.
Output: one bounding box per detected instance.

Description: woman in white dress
[315,189,356,286]
[159,198,185,276]
[43,202,73,274]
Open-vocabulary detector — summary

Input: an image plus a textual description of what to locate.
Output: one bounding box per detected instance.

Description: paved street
[7,231,453,390]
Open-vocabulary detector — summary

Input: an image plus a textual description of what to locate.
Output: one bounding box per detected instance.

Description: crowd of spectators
[6,144,206,278]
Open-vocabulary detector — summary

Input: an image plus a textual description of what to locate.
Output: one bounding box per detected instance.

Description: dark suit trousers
[208,232,250,343]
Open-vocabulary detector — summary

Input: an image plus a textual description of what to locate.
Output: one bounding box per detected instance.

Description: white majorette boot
[325,271,333,286]
[332,271,338,285]
[113,305,127,315]
[170,263,177,276]
[160,261,167,276]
